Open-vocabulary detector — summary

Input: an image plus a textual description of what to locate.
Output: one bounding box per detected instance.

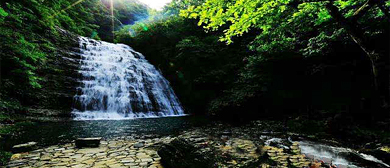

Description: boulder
[12,142,37,153]
[75,137,101,148]
[158,138,216,168]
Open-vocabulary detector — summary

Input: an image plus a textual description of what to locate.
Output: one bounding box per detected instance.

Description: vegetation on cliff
[115,0,389,122]
[0,0,149,118]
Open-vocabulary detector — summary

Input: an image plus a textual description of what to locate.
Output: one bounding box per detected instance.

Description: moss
[0,121,35,135]
[0,150,12,166]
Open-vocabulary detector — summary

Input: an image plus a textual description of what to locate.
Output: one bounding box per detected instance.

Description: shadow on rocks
[157,138,216,168]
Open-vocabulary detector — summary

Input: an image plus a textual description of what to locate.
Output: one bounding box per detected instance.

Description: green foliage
[181,0,387,56]
[176,0,389,116]
[0,151,12,166]
[0,98,24,116]
[115,14,250,113]
[0,7,7,22]
[114,0,389,117]
[0,0,149,115]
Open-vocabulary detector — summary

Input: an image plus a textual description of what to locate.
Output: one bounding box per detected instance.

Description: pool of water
[3,116,207,149]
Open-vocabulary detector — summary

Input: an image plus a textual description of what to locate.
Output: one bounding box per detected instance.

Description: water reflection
[7,116,202,148]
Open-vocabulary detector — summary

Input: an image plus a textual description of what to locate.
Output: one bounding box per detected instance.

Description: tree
[181,0,389,109]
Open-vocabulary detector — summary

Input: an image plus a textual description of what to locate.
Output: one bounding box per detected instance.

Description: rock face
[158,138,216,168]
[27,29,81,120]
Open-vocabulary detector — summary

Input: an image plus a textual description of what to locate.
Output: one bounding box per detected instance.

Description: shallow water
[4,116,206,149]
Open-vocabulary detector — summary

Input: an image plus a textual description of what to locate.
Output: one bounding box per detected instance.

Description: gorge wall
[25,30,81,119]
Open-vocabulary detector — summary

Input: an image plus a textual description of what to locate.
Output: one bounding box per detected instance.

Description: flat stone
[76,137,102,148]
[82,159,95,165]
[120,159,135,163]
[139,162,148,166]
[55,148,66,151]
[6,162,28,167]
[115,155,126,159]
[108,163,126,168]
[77,147,106,154]
[10,154,22,160]
[71,164,87,168]
[12,142,38,153]
[133,142,144,148]
[141,158,153,162]
[62,149,74,153]
[40,155,51,161]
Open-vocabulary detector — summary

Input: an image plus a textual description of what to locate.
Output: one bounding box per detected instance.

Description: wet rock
[133,142,144,148]
[362,148,390,166]
[12,141,37,153]
[221,131,232,136]
[158,138,216,168]
[75,137,101,148]
[10,154,22,160]
[339,152,389,168]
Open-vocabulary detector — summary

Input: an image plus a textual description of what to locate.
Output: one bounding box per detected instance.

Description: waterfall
[72,37,185,120]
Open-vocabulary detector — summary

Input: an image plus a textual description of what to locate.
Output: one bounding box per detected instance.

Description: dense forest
[116,0,390,122]
[0,0,389,166]
[1,0,389,124]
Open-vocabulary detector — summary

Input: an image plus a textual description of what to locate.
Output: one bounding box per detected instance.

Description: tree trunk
[325,2,379,91]
[325,2,383,116]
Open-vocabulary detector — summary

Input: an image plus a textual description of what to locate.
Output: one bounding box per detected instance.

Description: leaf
[0,7,8,17]
[189,13,198,18]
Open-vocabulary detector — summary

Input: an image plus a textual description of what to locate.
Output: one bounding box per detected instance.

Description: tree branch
[325,1,379,89]
[351,0,375,22]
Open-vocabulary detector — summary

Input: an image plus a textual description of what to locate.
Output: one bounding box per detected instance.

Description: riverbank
[2,117,390,167]
[5,123,390,168]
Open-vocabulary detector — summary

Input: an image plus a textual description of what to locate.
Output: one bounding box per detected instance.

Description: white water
[298,141,390,168]
[261,137,390,168]
[72,37,185,120]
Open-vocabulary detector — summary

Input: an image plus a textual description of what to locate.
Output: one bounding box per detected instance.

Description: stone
[77,147,106,154]
[134,142,144,148]
[55,148,66,151]
[158,138,216,168]
[139,162,148,166]
[75,137,102,148]
[12,142,38,153]
[72,164,87,168]
[6,161,28,167]
[120,159,135,163]
[40,155,52,161]
[141,158,153,162]
[10,154,22,160]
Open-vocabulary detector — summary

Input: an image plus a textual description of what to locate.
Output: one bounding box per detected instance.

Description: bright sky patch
[139,0,171,10]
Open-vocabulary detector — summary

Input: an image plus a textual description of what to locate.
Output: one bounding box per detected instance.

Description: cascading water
[72,37,185,120]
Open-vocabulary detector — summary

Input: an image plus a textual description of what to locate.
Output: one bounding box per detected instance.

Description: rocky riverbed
[4,119,390,168]
[6,137,168,168]
[6,126,390,168]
